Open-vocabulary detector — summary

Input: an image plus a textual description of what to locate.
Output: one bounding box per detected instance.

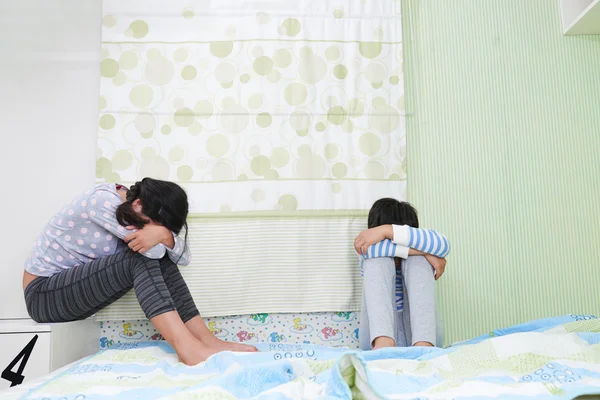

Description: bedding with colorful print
[3,315,600,399]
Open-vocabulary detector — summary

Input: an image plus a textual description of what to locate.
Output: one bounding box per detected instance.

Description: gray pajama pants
[25,250,200,324]
[359,255,444,350]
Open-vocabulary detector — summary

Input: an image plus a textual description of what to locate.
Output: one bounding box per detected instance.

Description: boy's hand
[125,223,171,253]
[354,225,393,255]
[425,254,446,280]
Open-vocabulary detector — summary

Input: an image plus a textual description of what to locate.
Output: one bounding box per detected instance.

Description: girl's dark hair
[116,177,189,244]
[367,198,419,229]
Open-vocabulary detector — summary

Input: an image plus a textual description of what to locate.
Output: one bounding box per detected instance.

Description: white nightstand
[0,319,98,390]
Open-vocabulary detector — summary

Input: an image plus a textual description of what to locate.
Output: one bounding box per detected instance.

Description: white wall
[0,1,102,319]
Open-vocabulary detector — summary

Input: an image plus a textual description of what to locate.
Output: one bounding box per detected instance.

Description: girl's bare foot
[183,317,258,353]
[372,336,396,350]
[223,341,258,352]
[176,338,221,366]
[203,336,258,352]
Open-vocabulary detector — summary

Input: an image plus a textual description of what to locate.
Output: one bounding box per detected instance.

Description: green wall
[404,0,600,344]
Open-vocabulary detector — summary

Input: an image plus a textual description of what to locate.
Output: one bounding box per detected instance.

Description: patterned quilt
[4,315,600,399]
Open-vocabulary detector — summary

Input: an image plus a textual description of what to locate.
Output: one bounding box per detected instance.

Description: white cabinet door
[0,332,51,390]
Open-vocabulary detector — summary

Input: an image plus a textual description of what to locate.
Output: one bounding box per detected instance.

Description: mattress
[3,315,600,399]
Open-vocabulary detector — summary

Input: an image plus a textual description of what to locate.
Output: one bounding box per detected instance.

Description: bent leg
[25,250,221,365]
[25,250,147,323]
[360,257,399,349]
[401,255,443,347]
[158,258,256,352]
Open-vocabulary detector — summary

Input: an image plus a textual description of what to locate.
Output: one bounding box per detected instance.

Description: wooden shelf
[561,0,600,35]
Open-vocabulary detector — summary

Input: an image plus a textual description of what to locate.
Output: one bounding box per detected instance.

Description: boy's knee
[362,257,396,282]
[402,255,435,279]
[362,257,395,269]
[403,255,430,269]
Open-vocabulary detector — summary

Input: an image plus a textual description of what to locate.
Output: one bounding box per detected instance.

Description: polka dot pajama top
[24,183,190,277]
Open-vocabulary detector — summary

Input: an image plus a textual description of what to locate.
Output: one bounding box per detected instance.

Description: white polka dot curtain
[96,0,406,318]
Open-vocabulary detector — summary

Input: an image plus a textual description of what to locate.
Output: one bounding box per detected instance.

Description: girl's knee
[159,255,177,271]
[124,250,160,269]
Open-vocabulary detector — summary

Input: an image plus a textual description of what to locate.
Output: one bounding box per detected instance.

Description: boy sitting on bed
[354,198,450,350]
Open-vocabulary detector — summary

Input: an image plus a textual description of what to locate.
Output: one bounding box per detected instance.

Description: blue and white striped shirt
[359,226,450,311]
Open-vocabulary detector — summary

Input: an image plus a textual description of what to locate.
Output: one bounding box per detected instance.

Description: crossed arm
[354,224,450,278]
[89,189,191,266]
[355,224,450,258]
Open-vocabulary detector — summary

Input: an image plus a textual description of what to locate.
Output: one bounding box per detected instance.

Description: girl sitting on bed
[22,178,256,365]
[354,198,450,350]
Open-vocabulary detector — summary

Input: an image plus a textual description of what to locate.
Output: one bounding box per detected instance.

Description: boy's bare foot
[413,341,434,347]
[372,336,396,350]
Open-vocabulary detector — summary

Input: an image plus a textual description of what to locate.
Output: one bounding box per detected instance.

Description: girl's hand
[354,225,393,255]
[125,223,171,253]
[425,254,446,280]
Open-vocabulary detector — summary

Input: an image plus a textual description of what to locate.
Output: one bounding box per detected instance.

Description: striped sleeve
[392,225,451,258]
[362,239,409,260]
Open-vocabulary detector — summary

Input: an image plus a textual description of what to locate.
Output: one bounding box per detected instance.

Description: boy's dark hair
[367,198,419,229]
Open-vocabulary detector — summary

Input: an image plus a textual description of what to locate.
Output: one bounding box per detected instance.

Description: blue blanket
[5,315,600,399]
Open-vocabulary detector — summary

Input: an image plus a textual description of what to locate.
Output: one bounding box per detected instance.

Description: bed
[3,315,600,399]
